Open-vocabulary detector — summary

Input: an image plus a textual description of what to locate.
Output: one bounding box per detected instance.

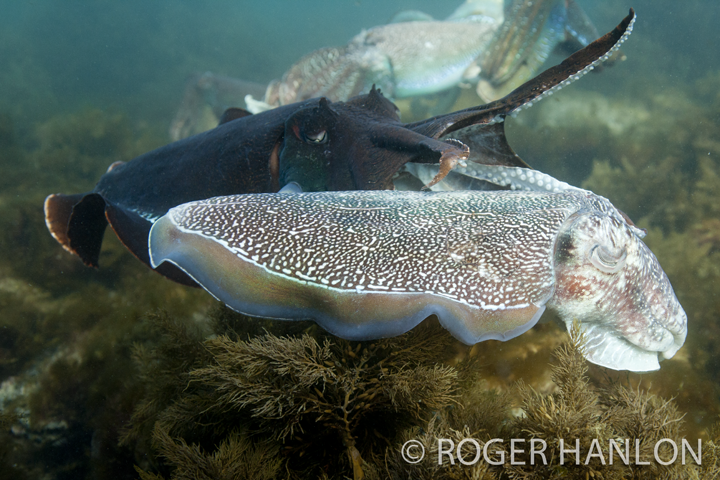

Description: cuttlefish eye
[303,130,327,144]
[589,244,627,274]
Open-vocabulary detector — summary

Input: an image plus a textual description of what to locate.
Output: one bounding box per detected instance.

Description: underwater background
[1,0,720,478]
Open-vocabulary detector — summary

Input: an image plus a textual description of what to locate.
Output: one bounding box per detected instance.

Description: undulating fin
[560,0,601,54]
[407,8,636,138]
[44,192,87,257]
[218,107,252,125]
[104,204,198,287]
[149,191,559,345]
[63,193,108,268]
[387,10,435,23]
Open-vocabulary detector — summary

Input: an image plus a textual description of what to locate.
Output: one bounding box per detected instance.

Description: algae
[0,108,210,479]
[127,309,461,479]
[124,312,719,479]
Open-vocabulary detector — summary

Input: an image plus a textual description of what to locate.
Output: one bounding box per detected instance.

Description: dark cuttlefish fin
[407,9,635,139]
[45,192,106,267]
[45,192,198,286]
[218,107,253,125]
[104,204,199,287]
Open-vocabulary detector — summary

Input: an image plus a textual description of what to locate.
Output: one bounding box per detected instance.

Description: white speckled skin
[149,172,686,372]
[549,212,686,371]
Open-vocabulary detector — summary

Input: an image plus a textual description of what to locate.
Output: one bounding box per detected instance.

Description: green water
[0,1,718,478]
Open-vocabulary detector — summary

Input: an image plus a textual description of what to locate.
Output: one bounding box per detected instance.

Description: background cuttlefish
[148,165,687,373]
[171,0,607,140]
[44,10,635,288]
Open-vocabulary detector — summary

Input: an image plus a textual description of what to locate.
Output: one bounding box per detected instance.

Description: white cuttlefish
[148,164,687,373]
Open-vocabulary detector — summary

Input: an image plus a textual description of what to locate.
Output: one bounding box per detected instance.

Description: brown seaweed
[122,310,720,480]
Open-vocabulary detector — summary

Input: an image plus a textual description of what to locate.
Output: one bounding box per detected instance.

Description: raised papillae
[149,164,686,373]
[43,10,635,286]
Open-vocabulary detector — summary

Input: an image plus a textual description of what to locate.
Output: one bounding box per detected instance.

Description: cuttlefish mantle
[149,166,687,373]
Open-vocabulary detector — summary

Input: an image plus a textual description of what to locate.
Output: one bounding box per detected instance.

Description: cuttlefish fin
[148,193,552,345]
[407,9,636,139]
[104,203,199,287]
[44,192,107,267]
[558,0,601,55]
[387,10,435,23]
[218,107,253,125]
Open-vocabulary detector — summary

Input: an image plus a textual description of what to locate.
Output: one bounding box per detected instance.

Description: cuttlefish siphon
[148,165,687,373]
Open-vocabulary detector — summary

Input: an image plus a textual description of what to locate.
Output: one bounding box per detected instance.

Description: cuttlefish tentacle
[479,0,566,92]
[404,162,648,240]
[405,162,580,194]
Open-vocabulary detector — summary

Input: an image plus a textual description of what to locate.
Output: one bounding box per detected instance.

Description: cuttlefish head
[550,205,687,371]
[278,87,414,192]
[280,97,340,192]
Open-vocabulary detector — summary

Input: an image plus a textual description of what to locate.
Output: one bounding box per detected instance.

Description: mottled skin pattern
[259,0,593,110]
[149,181,687,372]
[551,212,686,371]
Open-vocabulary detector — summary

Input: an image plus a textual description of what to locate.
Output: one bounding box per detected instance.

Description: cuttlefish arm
[478,0,567,93]
[402,160,576,194]
[357,125,470,190]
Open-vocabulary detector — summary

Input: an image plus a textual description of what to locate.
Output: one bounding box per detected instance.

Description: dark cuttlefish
[44,10,635,287]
